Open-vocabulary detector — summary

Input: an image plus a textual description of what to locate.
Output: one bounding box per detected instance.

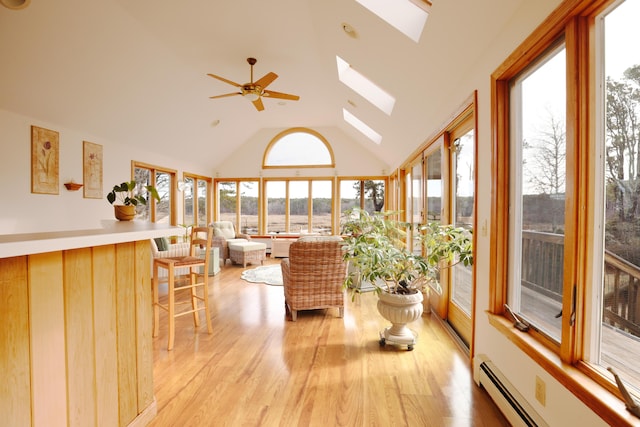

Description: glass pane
[363,180,385,213]
[511,45,566,342]
[197,179,208,226]
[597,0,640,391]
[290,181,309,233]
[218,182,237,224]
[265,132,332,166]
[340,180,360,213]
[411,162,423,254]
[266,181,286,233]
[239,181,259,235]
[155,172,172,224]
[426,151,441,222]
[451,130,475,315]
[134,167,151,221]
[184,177,194,226]
[312,180,333,234]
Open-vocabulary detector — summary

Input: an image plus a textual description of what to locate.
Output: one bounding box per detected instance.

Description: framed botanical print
[31,125,59,194]
[83,141,103,199]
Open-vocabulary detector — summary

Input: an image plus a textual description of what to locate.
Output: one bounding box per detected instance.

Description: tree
[218,182,236,213]
[353,180,385,212]
[523,110,566,232]
[527,110,566,196]
[606,65,640,221]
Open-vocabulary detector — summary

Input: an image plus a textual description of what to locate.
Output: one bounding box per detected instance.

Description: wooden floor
[149,258,509,427]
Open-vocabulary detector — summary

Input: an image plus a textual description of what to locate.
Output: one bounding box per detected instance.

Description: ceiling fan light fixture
[0,0,30,10]
[243,92,260,102]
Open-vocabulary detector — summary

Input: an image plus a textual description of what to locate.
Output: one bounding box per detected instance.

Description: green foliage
[106,181,160,206]
[341,208,473,295]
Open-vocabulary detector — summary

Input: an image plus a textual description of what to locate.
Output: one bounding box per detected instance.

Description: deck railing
[522,230,640,337]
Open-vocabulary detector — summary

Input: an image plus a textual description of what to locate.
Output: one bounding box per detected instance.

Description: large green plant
[106,180,160,206]
[341,208,473,295]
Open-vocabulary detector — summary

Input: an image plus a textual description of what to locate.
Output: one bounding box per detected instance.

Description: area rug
[241,264,283,286]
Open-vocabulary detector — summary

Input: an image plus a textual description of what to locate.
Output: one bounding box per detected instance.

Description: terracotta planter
[114,205,136,221]
[377,290,423,350]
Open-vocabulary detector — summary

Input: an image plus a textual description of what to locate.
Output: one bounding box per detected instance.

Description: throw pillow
[154,237,169,251]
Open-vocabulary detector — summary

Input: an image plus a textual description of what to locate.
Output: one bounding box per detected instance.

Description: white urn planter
[377,290,423,351]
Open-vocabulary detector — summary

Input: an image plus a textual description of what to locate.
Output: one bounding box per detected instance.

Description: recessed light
[342,22,357,38]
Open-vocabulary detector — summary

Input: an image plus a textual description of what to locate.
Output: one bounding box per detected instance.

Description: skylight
[343,109,382,144]
[355,0,429,42]
[336,56,395,115]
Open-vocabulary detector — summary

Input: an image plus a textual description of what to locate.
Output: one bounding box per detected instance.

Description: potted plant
[106,180,160,221]
[341,208,473,350]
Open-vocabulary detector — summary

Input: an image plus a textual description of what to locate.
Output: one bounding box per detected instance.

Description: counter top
[0,220,181,258]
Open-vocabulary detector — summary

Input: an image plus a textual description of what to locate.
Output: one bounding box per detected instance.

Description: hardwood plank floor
[149,259,508,427]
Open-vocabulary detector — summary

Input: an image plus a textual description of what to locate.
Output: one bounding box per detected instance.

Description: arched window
[263,128,335,169]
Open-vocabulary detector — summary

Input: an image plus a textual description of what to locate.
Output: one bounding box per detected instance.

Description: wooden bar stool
[152,226,213,350]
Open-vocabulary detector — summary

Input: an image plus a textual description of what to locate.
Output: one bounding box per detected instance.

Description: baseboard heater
[473,354,548,427]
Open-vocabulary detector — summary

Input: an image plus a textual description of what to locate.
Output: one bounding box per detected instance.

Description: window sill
[487,312,637,427]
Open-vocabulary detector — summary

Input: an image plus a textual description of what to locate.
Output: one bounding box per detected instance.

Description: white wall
[0,111,386,235]
[0,109,210,234]
[213,126,389,178]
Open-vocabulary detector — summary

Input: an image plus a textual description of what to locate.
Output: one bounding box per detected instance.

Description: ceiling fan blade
[252,97,265,111]
[209,92,242,99]
[262,90,300,101]
[207,73,242,88]
[254,72,278,89]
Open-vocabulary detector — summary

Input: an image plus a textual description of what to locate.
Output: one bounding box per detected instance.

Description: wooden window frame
[489,0,636,424]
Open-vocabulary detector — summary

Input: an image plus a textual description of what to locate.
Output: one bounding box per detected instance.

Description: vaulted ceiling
[0,0,527,172]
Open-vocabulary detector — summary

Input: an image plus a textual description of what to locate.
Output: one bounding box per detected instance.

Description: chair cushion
[212,221,237,240]
[154,237,169,251]
[226,238,248,246]
[228,241,267,252]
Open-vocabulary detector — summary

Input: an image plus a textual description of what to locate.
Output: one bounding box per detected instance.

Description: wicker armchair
[210,221,251,266]
[281,237,347,321]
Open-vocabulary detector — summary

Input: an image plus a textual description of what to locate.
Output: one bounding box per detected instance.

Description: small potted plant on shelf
[106,180,160,221]
[341,208,473,350]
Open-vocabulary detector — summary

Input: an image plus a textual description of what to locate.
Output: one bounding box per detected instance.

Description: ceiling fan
[208,57,300,111]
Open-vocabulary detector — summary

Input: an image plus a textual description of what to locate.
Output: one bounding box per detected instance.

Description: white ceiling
[0,0,526,171]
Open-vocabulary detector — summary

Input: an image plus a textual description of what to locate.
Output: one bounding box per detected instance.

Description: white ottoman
[228,241,267,267]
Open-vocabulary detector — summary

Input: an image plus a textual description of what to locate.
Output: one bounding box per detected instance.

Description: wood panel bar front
[0,222,177,426]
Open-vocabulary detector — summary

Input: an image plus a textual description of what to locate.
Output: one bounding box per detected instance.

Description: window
[218,181,237,223]
[264,179,336,235]
[183,173,211,227]
[311,180,333,234]
[133,162,176,224]
[343,109,382,144]
[263,128,335,168]
[338,178,386,215]
[491,0,640,420]
[509,43,567,344]
[215,180,259,235]
[592,0,640,392]
[355,0,429,42]
[451,122,475,318]
[336,56,395,115]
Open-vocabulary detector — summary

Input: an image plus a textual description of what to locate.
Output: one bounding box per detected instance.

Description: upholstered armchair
[210,221,251,266]
[281,236,347,321]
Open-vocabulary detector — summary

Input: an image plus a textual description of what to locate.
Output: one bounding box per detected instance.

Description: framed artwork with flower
[83,141,103,199]
[31,125,59,194]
